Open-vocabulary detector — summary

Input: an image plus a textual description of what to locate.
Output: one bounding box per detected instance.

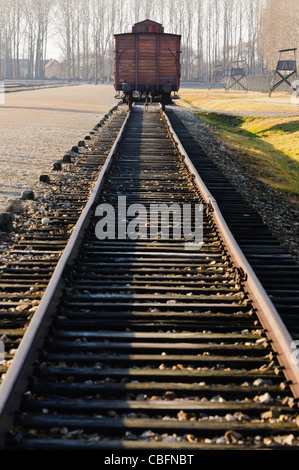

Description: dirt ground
[177,88,299,116]
[0,84,117,213]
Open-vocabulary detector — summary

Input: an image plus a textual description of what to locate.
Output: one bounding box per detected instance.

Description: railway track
[2,82,74,94]
[167,109,299,336]
[0,104,298,451]
[0,106,126,388]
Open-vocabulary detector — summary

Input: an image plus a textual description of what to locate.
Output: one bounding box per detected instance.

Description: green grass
[194,111,299,201]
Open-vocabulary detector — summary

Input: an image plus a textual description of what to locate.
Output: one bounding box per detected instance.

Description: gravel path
[0,84,117,213]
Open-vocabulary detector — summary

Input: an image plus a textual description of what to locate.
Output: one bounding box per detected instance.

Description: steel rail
[0,103,298,450]
[0,109,131,447]
[162,107,299,402]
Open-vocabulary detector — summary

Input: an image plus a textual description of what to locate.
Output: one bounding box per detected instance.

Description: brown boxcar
[114,20,181,109]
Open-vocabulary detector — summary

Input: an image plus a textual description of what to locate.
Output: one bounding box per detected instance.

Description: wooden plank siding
[137,34,157,87]
[114,32,181,92]
[159,36,180,88]
[114,35,136,86]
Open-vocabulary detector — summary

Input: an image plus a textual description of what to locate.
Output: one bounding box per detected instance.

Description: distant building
[45,59,62,79]
[0,58,30,79]
[0,58,63,80]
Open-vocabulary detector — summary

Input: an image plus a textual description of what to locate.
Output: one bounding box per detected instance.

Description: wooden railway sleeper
[0,105,298,450]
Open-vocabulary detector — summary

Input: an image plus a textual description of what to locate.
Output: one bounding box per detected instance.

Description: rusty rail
[162,107,299,401]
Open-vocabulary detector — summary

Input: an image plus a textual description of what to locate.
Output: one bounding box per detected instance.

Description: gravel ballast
[171,105,299,262]
[0,84,117,213]
[0,94,298,262]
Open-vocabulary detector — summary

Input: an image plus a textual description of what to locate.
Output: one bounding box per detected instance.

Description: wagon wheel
[128,95,133,111]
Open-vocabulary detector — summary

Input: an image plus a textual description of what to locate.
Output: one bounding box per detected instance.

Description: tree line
[0,0,298,81]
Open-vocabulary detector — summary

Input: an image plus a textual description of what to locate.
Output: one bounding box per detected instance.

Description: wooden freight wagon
[114,20,181,109]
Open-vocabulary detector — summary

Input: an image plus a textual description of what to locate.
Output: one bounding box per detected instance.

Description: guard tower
[225,60,248,92]
[209,64,224,90]
[269,48,297,97]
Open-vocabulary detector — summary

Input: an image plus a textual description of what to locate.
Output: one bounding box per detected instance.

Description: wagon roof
[114,19,181,38]
[134,19,162,26]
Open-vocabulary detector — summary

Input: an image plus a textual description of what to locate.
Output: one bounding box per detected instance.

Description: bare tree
[80,0,91,80]
[0,0,24,78]
[194,0,204,79]
[2,0,289,83]
[262,0,299,70]
[56,0,75,80]
[34,0,53,78]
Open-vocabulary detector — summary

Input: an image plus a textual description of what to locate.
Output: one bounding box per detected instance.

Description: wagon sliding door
[136,34,157,90]
[115,35,135,90]
[135,34,180,92]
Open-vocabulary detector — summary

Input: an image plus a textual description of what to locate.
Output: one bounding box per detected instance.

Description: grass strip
[192,111,299,201]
